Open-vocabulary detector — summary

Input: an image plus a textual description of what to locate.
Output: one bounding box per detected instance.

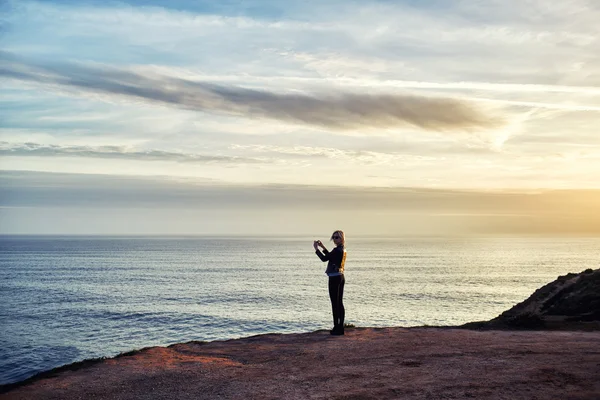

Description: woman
[314,230,347,335]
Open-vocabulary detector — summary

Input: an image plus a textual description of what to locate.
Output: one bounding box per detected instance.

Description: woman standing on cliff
[314,230,347,335]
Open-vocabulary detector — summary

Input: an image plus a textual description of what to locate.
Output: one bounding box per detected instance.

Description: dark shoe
[330,325,344,335]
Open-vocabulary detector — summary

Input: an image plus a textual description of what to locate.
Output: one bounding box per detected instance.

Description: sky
[1,0,599,234]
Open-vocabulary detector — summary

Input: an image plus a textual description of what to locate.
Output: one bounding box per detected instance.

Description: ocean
[1,235,599,385]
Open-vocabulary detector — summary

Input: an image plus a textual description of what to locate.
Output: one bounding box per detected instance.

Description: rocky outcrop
[463,268,600,330]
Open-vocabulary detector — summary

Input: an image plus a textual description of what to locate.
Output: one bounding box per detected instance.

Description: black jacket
[316,245,346,275]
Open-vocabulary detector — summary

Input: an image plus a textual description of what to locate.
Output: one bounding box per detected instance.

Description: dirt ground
[2,327,600,400]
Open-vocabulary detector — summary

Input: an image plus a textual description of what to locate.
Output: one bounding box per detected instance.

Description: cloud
[0,51,504,132]
[229,144,495,166]
[0,142,270,164]
[231,144,392,161]
[2,1,599,190]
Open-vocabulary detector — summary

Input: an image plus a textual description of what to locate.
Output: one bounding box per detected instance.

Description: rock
[463,268,600,330]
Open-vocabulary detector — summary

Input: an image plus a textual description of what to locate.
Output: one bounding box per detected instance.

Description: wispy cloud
[0,51,504,132]
[229,143,493,164]
[0,142,270,164]
[2,0,599,191]
[231,144,395,161]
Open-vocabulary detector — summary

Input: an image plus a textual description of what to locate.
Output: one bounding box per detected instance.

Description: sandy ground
[2,327,600,400]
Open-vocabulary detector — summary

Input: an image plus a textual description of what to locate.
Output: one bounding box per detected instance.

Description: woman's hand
[313,240,319,250]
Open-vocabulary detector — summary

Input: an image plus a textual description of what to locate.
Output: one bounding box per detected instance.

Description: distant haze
[1,171,599,235]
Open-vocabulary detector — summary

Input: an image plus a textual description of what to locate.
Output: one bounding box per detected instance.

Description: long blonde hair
[330,230,345,246]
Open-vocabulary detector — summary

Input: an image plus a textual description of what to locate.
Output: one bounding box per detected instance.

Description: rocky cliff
[464,268,600,330]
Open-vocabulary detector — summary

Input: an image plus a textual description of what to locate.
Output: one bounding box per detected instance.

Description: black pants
[328,275,345,328]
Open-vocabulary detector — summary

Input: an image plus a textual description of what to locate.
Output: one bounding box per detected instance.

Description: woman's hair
[330,230,345,245]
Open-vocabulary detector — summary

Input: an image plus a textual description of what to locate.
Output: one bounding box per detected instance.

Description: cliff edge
[463,268,600,330]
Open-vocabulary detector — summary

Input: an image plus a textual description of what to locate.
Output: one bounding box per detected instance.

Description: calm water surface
[1,235,598,385]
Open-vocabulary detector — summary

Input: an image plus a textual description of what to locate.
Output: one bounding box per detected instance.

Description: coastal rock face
[466,268,600,330]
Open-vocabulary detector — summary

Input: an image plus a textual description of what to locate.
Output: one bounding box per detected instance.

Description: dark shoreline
[0,340,209,395]
[0,325,466,393]
[3,322,599,395]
